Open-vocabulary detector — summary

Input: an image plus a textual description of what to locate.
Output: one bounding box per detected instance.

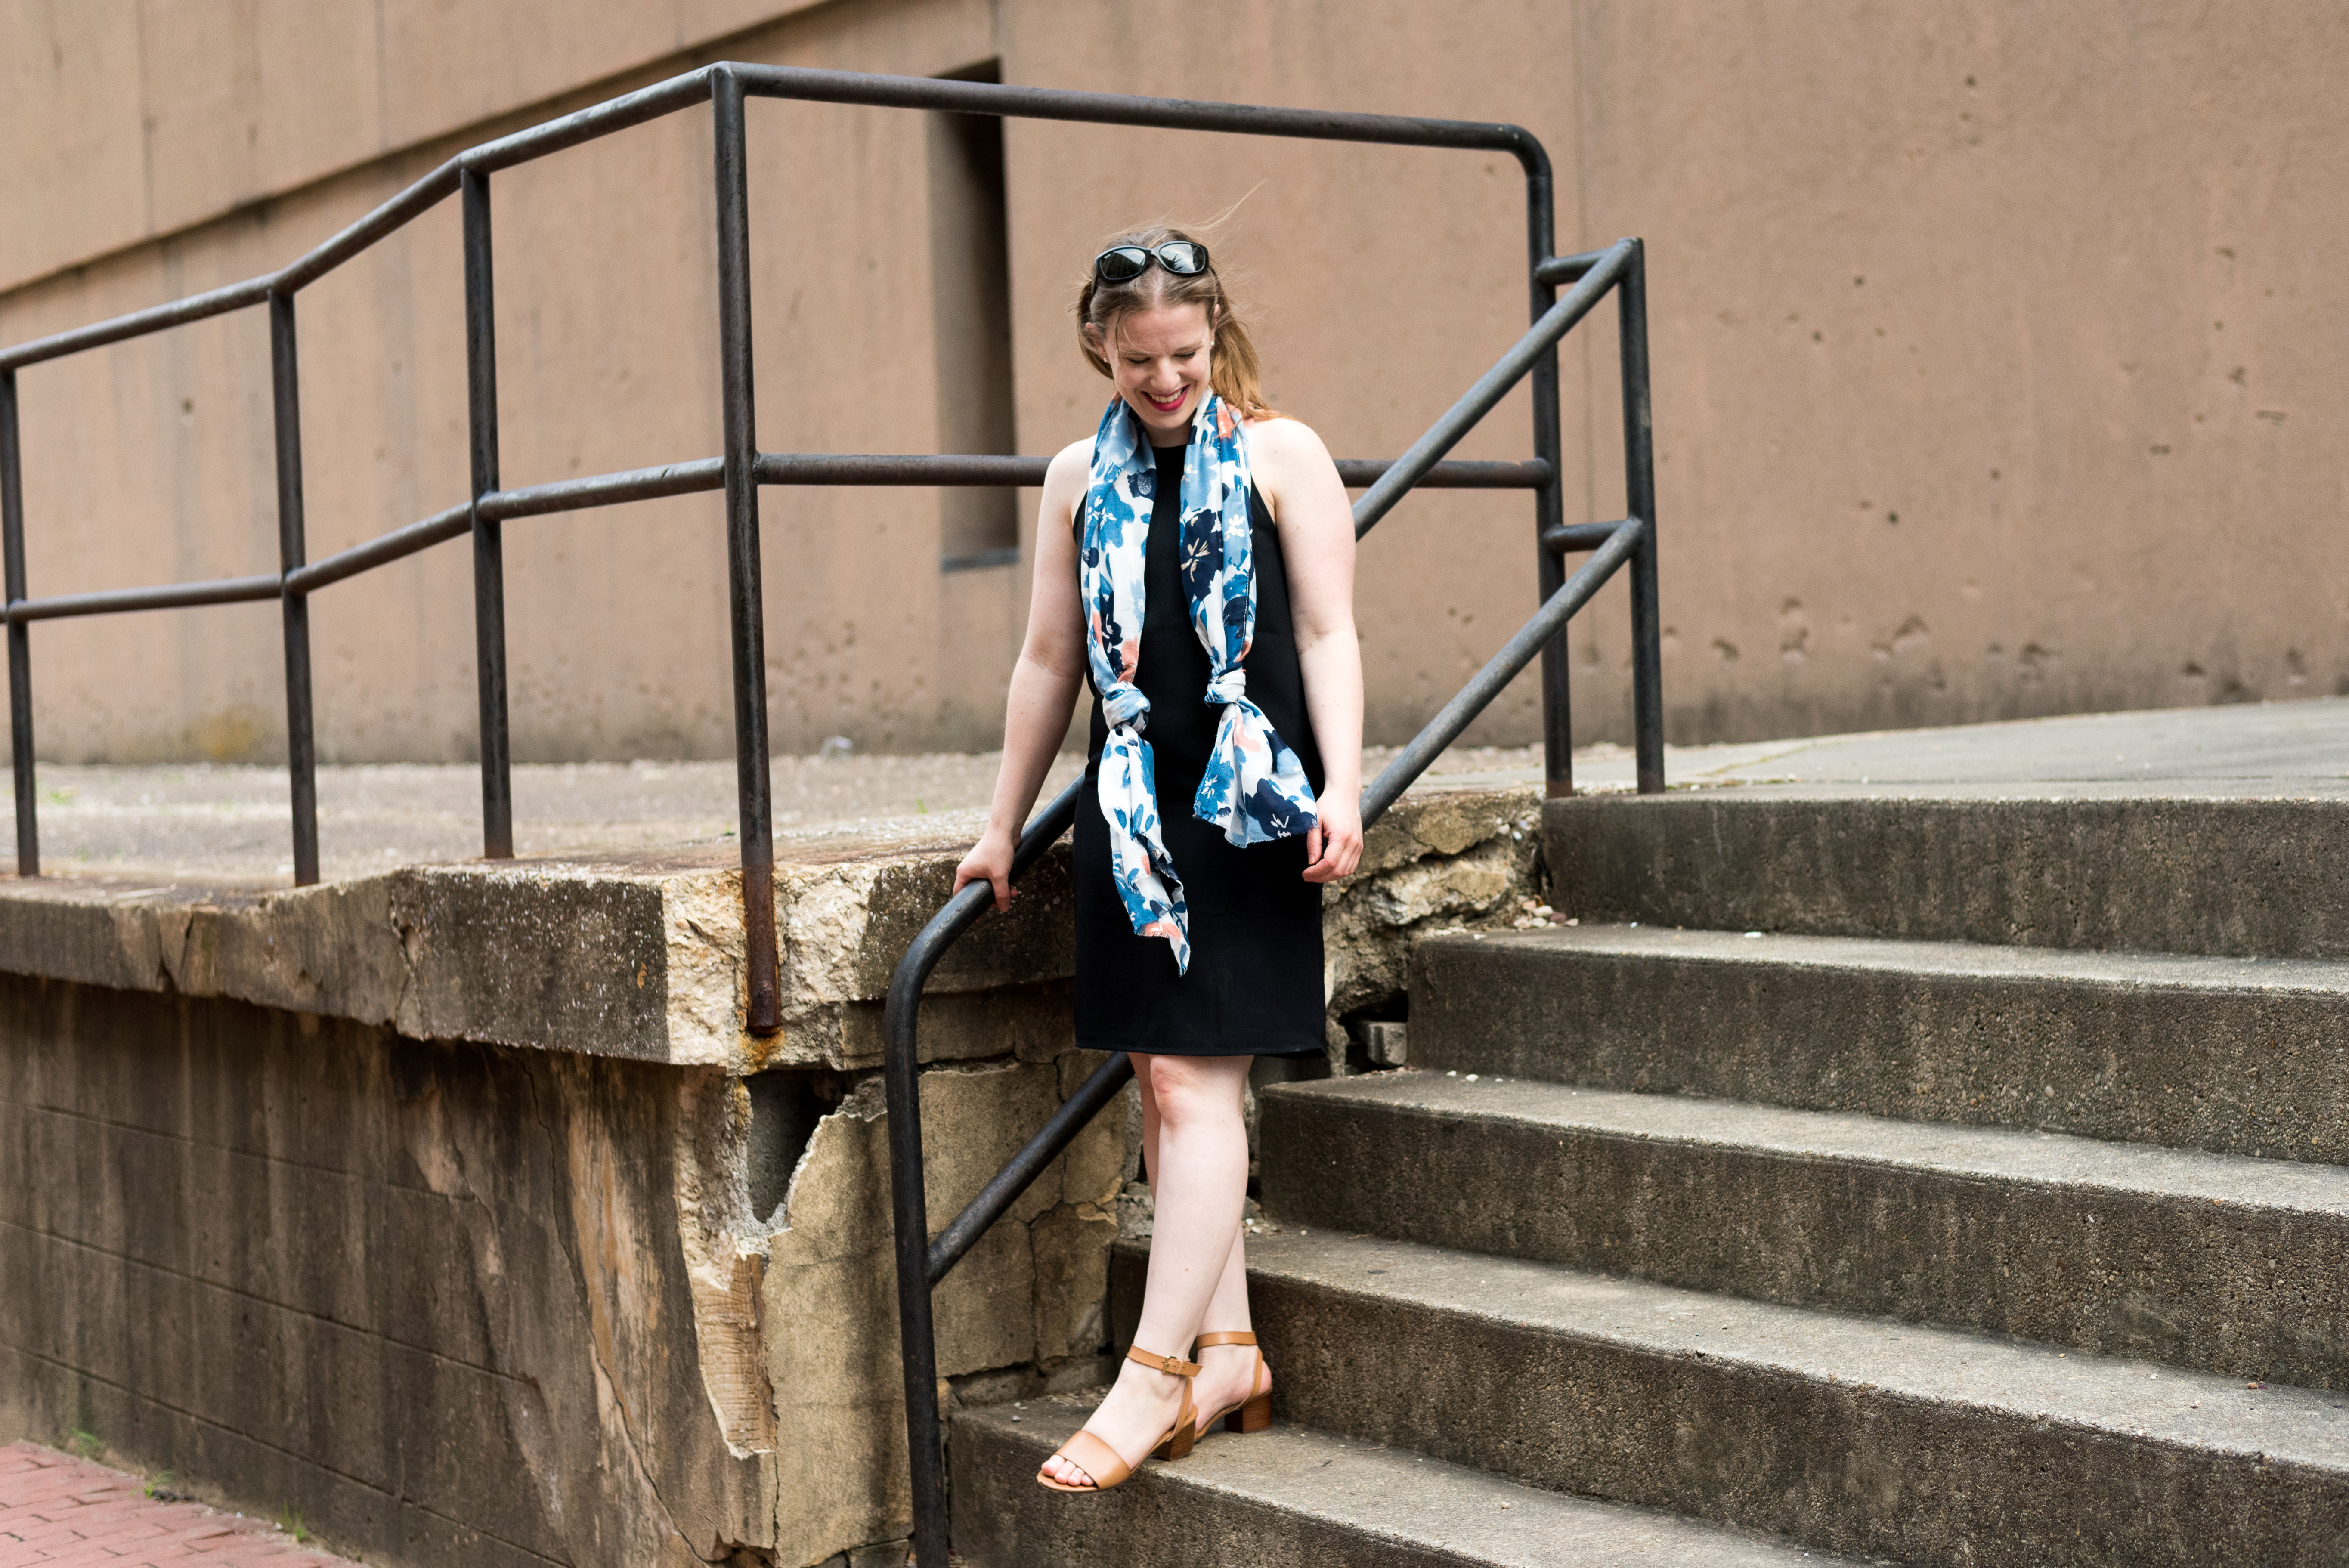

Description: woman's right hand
[953,828,1018,913]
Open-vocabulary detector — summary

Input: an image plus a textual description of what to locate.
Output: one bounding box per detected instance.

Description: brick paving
[0,1446,358,1568]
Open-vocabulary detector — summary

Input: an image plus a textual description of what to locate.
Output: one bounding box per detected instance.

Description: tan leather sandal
[1035,1344,1201,1492]
[1191,1330,1273,1439]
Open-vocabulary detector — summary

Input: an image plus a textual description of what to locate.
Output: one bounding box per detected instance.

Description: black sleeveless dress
[1074,441,1327,1058]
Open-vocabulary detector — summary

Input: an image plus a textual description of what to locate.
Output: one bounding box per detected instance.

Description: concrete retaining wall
[0,782,1538,1566]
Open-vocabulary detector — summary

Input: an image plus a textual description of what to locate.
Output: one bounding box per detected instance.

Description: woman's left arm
[1255,418,1363,882]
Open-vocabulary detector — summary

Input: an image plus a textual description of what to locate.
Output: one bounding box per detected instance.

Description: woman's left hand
[1302,792,1363,883]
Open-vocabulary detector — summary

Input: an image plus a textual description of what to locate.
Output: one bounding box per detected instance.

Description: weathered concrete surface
[1261,1073,2349,1390]
[1320,786,1545,1055]
[1550,791,2349,959]
[0,834,1080,1077]
[1112,1233,2349,1568]
[0,752,1089,885]
[0,973,1122,1568]
[952,1404,1862,1568]
[0,770,1544,1074]
[0,739,1577,885]
[0,980,764,1568]
[1547,702,2349,958]
[1406,926,2349,1160]
[0,777,1540,1566]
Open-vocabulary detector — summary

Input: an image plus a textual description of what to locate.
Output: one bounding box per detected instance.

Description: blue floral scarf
[1081,391,1319,974]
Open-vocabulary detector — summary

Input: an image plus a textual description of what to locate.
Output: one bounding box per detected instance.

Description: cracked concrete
[0,763,1540,1568]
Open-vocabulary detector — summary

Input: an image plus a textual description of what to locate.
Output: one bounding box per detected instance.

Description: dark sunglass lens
[1096,247,1148,282]
[1159,243,1207,274]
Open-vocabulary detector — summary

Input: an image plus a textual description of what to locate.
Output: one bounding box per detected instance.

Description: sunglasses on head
[1093,241,1211,284]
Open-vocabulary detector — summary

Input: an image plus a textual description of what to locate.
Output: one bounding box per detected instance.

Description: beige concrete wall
[2,0,2341,768]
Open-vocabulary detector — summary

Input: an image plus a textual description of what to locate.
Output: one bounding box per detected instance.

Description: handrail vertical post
[1618,238,1664,793]
[461,167,515,857]
[887,971,948,1568]
[0,370,34,876]
[1524,168,1573,797]
[712,68,783,1036]
[269,291,320,885]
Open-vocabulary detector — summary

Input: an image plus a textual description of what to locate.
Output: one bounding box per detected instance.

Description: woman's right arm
[952,441,1092,912]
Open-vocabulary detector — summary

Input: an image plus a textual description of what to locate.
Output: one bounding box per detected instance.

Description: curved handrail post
[884,779,1083,1567]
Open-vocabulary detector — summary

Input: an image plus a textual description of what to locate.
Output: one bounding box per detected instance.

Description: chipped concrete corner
[0,785,1534,1567]
[1324,785,1548,1058]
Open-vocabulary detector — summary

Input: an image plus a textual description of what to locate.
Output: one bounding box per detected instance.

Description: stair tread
[1578,781,2349,801]
[958,1402,1875,1565]
[1270,1073,2349,1214]
[1430,924,2349,994]
[1233,1230,2349,1469]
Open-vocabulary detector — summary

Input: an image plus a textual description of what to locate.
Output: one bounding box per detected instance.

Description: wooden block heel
[1193,1330,1273,1443]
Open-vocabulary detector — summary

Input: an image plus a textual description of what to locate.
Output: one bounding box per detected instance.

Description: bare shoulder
[1242,414,1334,470]
[1046,435,1096,482]
[1040,437,1095,520]
[1244,415,1344,527]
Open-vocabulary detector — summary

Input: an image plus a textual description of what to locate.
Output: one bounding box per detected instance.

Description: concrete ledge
[1407,927,2349,1161]
[0,835,1079,1076]
[1260,1073,2349,1390]
[1114,1234,2349,1568]
[1547,791,2349,959]
[0,780,1542,1076]
[952,1403,1856,1567]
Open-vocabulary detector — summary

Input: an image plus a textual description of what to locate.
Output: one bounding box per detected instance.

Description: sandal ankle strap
[1194,1331,1257,1349]
[1126,1344,1202,1377]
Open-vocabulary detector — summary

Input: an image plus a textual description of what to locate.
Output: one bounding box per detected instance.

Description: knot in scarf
[1080,392,1319,974]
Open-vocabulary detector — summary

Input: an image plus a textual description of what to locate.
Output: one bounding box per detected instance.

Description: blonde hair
[1074,223,1278,420]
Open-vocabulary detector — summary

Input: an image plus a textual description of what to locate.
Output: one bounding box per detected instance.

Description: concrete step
[1109,1233,2349,1568]
[1544,789,2349,960]
[951,1401,1877,1567]
[1257,1072,2349,1391]
[1407,926,2349,1163]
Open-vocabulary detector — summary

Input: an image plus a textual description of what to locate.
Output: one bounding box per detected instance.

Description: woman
[951,226,1363,1494]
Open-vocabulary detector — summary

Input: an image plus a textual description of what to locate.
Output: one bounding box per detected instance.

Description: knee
[1137,1056,1244,1129]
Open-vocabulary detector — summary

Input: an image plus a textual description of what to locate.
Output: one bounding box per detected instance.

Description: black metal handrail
[9,68,1659,1565]
[0,64,1601,1040]
[882,221,1661,1564]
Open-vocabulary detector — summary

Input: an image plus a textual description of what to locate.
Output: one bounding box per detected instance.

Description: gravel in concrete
[1408,926,2349,1161]
[1119,1231,2349,1568]
[1260,1071,2349,1387]
[952,1402,1868,1567]
[1550,792,2349,959]
[1229,1230,2349,1466]
[1275,1070,2349,1214]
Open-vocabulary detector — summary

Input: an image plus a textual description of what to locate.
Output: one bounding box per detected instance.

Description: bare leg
[1190,1225,1269,1429]
[1135,1066,1269,1428]
[1038,1052,1252,1488]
